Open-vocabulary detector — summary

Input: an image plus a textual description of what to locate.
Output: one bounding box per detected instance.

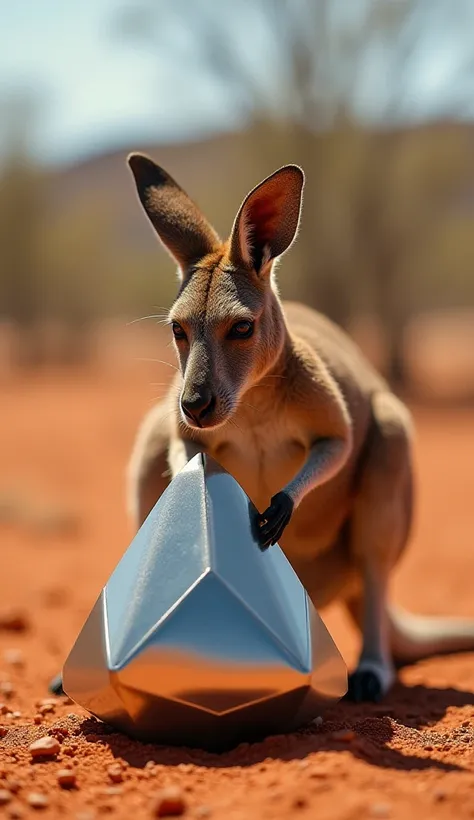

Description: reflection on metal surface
[63,454,347,751]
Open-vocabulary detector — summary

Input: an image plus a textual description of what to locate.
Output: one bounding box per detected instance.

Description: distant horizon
[34,121,237,170]
[35,115,474,174]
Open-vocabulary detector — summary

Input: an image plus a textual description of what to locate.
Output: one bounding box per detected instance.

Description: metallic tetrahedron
[62,454,347,751]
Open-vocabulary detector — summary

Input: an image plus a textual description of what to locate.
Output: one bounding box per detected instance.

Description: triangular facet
[308,605,348,700]
[116,571,308,714]
[105,458,210,667]
[62,593,130,727]
[203,456,310,667]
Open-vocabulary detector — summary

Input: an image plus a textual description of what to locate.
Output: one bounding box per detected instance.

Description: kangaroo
[50,155,474,703]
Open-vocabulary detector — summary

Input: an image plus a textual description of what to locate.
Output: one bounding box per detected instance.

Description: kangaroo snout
[180,387,216,428]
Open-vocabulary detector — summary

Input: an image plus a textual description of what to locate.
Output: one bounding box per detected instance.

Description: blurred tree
[352,123,474,385]
[0,90,110,367]
[37,190,112,365]
[0,92,45,367]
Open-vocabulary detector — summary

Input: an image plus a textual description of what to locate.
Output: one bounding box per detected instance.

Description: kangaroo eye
[172,322,187,341]
[228,320,254,340]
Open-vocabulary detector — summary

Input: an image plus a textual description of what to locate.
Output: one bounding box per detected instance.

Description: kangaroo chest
[208,414,308,513]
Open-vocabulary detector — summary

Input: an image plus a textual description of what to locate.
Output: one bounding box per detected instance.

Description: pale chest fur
[207,407,308,514]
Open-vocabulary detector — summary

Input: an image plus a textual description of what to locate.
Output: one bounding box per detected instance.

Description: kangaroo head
[128,154,304,431]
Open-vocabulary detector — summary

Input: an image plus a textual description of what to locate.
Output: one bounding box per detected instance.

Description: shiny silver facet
[63,454,347,751]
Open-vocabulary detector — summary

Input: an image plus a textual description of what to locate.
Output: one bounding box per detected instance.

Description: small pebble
[462,720,470,728]
[0,682,15,699]
[0,725,8,737]
[43,587,69,608]
[310,770,327,779]
[0,703,10,714]
[145,760,156,770]
[369,803,391,818]
[3,650,25,668]
[0,610,29,632]
[152,786,187,817]
[312,716,324,727]
[33,715,43,725]
[107,765,123,784]
[35,698,57,709]
[57,769,77,789]
[0,789,12,805]
[50,726,69,740]
[293,796,307,809]
[27,793,49,810]
[38,704,55,716]
[29,735,61,758]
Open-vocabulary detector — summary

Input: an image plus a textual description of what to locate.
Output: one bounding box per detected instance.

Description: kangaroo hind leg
[345,391,414,702]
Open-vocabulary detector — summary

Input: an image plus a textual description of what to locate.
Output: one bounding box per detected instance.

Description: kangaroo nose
[181,390,216,426]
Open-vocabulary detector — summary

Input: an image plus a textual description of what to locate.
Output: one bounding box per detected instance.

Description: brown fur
[126,155,474,701]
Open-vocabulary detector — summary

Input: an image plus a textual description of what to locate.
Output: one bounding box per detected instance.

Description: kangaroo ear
[127,153,221,274]
[229,165,304,275]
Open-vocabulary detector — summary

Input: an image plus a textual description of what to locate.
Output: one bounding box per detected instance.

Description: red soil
[1,365,474,819]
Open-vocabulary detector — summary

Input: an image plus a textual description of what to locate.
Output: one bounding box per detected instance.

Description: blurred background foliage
[1,0,474,396]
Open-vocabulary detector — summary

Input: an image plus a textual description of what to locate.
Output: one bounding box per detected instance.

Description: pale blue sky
[0,0,237,165]
[1,0,474,167]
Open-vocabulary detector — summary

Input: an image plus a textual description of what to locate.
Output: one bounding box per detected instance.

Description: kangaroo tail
[389,603,474,666]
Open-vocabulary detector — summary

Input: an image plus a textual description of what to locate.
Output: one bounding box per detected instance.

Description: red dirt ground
[1,364,474,819]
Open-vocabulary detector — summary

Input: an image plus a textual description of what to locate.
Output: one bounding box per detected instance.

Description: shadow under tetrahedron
[63,454,347,750]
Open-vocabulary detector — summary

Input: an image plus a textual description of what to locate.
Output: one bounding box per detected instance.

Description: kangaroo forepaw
[346,660,395,703]
[347,670,383,703]
[256,492,294,549]
[48,673,65,696]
